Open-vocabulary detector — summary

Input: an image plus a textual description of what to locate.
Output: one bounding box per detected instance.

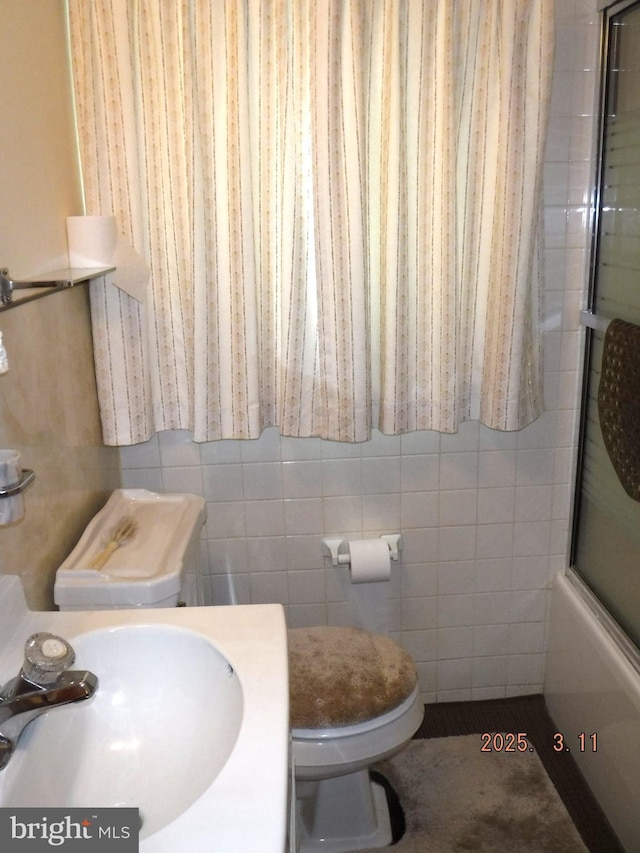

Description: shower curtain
[68,0,554,445]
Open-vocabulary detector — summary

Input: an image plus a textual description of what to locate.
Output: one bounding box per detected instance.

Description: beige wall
[0,1,119,609]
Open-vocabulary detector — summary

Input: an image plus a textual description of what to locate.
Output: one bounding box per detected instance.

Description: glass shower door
[572,0,640,649]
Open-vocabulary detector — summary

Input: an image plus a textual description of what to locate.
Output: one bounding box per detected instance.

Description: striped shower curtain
[68,0,554,445]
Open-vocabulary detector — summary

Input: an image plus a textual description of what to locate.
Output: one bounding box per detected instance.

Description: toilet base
[296,770,392,853]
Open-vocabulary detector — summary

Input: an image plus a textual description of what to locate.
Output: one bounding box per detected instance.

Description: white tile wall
[120,0,599,704]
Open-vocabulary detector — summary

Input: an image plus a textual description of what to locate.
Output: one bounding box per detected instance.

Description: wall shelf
[0,267,115,311]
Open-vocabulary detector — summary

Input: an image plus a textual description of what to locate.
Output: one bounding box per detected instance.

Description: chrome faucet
[0,632,98,770]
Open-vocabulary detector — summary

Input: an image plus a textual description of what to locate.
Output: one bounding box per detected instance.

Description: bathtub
[545,568,640,851]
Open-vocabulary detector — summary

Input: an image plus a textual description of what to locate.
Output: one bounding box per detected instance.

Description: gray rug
[358,735,589,852]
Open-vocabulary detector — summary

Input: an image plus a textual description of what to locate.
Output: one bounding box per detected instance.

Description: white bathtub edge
[545,568,640,852]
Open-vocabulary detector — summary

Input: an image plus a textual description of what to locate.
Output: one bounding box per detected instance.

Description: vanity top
[0,575,289,852]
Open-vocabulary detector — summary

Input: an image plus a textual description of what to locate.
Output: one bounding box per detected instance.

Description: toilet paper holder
[322,534,403,566]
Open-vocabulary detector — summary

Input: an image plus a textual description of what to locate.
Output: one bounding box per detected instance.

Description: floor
[414,695,624,853]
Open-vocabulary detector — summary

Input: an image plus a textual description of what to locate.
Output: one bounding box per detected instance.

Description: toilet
[55,491,421,850]
[54,489,206,610]
[289,626,424,852]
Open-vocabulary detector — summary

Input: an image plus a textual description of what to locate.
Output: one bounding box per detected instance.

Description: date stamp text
[480,732,598,753]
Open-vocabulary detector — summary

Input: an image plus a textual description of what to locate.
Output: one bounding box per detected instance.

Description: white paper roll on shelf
[66,216,149,302]
[67,216,118,268]
[348,538,391,583]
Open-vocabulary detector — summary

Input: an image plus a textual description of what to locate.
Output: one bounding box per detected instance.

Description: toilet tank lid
[54,489,205,606]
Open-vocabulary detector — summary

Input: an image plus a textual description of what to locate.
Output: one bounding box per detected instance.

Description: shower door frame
[570,0,640,646]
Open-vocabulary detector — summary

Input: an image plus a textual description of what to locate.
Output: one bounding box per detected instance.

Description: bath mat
[598,317,640,500]
[353,734,588,852]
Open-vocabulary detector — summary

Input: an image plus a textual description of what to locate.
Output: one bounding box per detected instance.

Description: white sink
[0,577,289,852]
[2,625,243,835]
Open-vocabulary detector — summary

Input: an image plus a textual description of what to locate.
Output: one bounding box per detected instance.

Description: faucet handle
[22,633,75,686]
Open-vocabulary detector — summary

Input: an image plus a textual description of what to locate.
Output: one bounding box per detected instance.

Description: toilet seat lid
[288,626,418,729]
[292,685,420,740]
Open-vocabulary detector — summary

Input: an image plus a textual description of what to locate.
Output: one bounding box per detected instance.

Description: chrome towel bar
[0,269,73,304]
[0,266,115,309]
[580,310,610,332]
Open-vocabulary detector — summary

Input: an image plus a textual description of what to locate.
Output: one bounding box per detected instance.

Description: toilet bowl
[289,626,424,852]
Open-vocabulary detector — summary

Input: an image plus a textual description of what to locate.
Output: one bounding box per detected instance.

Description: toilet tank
[54,489,206,611]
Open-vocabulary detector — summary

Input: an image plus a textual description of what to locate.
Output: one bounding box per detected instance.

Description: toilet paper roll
[67,216,150,303]
[348,538,391,583]
[105,235,150,303]
[67,216,118,268]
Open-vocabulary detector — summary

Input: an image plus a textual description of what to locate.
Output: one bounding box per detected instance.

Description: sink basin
[0,576,289,852]
[1,625,243,836]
